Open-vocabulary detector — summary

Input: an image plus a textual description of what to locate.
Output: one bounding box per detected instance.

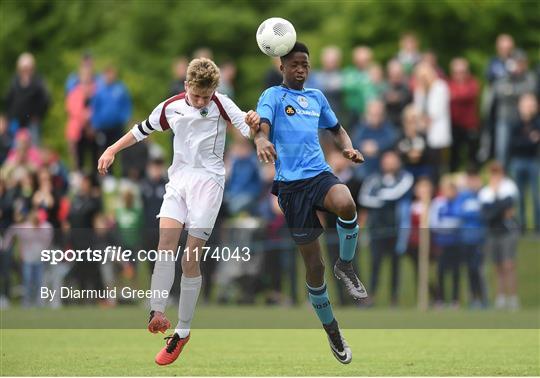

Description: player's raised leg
[299,240,352,364]
[148,217,184,334]
[323,184,368,300]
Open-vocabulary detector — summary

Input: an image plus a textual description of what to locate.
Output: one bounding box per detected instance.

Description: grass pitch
[1,308,539,376]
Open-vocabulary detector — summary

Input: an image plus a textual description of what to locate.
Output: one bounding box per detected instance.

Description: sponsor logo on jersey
[297,109,320,117]
[297,95,309,108]
[285,105,296,116]
[200,108,209,117]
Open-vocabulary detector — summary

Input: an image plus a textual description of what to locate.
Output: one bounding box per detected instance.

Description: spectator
[3,208,53,307]
[456,168,488,308]
[307,46,344,122]
[67,174,102,229]
[91,214,116,306]
[486,34,515,84]
[509,93,540,233]
[413,62,452,182]
[4,52,50,145]
[40,147,69,198]
[396,32,421,76]
[479,162,520,310]
[406,177,437,300]
[65,65,97,171]
[0,178,17,308]
[224,137,261,215]
[448,57,481,171]
[383,60,412,130]
[367,63,386,100]
[492,49,537,167]
[91,64,132,158]
[421,51,447,80]
[217,61,237,98]
[115,188,143,252]
[342,46,375,124]
[120,139,148,182]
[2,130,42,185]
[259,195,292,305]
[397,105,430,179]
[115,188,142,280]
[10,170,37,224]
[0,115,11,163]
[65,51,103,94]
[140,156,167,269]
[359,151,414,306]
[169,56,188,96]
[192,47,213,60]
[264,57,283,88]
[32,168,59,227]
[430,176,461,307]
[66,174,103,296]
[352,100,398,181]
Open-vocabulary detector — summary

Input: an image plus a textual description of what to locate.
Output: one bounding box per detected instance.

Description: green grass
[1,328,538,376]
[1,306,539,376]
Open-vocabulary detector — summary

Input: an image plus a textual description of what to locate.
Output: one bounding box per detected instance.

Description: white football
[256,17,297,57]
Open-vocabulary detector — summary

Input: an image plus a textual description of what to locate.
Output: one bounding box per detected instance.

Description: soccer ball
[256,17,297,57]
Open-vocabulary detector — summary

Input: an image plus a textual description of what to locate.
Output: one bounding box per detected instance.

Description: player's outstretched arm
[254,121,277,164]
[245,110,261,138]
[329,125,364,164]
[97,131,137,175]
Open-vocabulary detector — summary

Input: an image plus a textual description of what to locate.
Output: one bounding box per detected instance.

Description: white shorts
[157,170,224,241]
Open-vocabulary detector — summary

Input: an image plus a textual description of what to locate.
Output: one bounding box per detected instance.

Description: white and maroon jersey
[131,92,251,186]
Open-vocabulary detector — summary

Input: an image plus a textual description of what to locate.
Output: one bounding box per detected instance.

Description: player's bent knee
[335,200,356,220]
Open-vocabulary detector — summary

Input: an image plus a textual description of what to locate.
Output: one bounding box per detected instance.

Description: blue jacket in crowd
[351,121,398,180]
[455,190,485,245]
[91,81,132,130]
[430,196,461,247]
[359,169,414,252]
[226,153,262,198]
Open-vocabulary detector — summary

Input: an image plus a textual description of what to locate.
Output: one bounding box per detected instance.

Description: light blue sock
[307,282,334,325]
[337,214,359,263]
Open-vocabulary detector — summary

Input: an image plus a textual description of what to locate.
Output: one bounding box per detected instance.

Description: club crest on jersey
[200,108,209,117]
[285,105,296,116]
[297,96,309,108]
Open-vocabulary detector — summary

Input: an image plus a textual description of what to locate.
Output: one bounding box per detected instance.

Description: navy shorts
[272,171,341,245]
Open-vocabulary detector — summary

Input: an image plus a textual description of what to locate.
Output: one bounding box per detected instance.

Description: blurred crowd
[0,33,538,311]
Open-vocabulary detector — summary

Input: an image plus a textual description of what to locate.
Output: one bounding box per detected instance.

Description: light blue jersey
[256,85,338,182]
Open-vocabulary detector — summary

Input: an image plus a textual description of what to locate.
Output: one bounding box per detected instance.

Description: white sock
[175,274,202,338]
[149,255,176,313]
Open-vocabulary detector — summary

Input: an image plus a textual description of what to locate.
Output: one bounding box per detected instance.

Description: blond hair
[186,58,220,90]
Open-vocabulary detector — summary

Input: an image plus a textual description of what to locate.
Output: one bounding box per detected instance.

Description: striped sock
[337,214,359,263]
[307,282,334,325]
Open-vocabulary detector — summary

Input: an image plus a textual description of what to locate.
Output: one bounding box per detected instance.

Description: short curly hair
[186,58,220,90]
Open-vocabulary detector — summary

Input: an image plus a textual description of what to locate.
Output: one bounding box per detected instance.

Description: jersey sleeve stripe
[159,92,186,130]
[137,123,149,136]
[212,94,232,123]
[145,119,155,131]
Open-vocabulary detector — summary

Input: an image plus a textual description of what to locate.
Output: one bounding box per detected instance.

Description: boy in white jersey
[97,58,260,365]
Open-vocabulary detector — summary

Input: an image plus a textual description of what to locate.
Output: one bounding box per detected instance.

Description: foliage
[1,0,539,157]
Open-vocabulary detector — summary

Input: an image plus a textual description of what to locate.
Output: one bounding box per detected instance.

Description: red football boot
[155,333,190,366]
[148,310,171,334]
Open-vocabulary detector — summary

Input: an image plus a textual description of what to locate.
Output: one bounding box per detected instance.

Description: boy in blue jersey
[254,42,367,364]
